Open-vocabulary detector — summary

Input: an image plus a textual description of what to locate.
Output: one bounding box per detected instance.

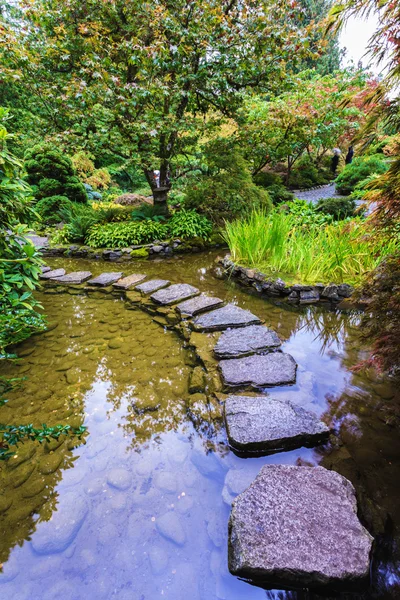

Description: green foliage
[185,139,272,223]
[167,210,212,240]
[59,203,101,243]
[35,195,72,224]
[130,247,149,258]
[86,221,168,248]
[24,143,87,203]
[289,155,331,188]
[50,226,71,246]
[285,198,334,226]
[224,209,397,284]
[315,196,356,220]
[131,203,166,223]
[335,155,389,195]
[266,184,295,205]
[253,171,283,188]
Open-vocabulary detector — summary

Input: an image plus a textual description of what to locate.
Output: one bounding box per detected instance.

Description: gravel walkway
[293,183,343,204]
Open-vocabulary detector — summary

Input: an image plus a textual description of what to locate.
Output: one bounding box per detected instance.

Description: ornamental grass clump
[224,210,397,285]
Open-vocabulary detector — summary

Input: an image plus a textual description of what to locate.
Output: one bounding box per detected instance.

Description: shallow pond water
[0,251,399,600]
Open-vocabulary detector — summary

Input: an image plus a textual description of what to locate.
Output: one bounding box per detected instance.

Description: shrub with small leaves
[35,195,72,224]
[315,197,356,220]
[167,209,212,239]
[86,221,168,248]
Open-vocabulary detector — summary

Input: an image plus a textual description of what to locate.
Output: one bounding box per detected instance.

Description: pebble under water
[0,251,399,600]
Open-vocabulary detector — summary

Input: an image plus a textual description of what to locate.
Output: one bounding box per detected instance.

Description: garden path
[293,182,342,203]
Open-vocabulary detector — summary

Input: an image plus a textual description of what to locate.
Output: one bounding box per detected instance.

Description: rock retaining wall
[218,255,357,308]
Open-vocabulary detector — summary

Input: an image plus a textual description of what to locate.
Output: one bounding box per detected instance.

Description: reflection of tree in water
[295,307,361,355]
[0,289,220,564]
[315,322,400,598]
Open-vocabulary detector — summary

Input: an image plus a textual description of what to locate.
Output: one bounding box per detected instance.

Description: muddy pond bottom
[0,252,400,599]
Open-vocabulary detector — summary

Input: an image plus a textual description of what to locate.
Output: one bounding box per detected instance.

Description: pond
[0,251,399,600]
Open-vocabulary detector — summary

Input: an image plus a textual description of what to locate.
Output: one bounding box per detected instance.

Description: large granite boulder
[229,465,373,589]
[193,304,261,332]
[220,353,297,390]
[214,325,280,359]
[224,395,330,454]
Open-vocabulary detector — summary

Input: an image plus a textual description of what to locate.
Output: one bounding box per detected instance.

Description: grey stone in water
[224,395,330,454]
[31,493,88,554]
[156,512,186,546]
[112,273,147,290]
[176,294,223,317]
[41,265,51,274]
[214,325,280,359]
[228,464,373,589]
[321,284,340,301]
[193,304,261,332]
[151,283,200,305]
[87,272,123,287]
[106,468,132,490]
[52,271,92,284]
[39,268,66,280]
[338,283,354,298]
[220,353,297,390]
[299,289,320,304]
[135,279,170,294]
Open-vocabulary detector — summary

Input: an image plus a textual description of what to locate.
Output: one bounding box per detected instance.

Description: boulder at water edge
[228,464,373,590]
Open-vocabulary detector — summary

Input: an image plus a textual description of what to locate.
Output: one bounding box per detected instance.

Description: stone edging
[39,235,225,261]
[217,255,357,308]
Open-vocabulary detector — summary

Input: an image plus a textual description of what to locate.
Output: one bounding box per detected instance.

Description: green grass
[223,210,397,285]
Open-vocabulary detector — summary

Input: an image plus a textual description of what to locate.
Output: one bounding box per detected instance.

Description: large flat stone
[224,395,330,454]
[193,304,261,332]
[214,325,280,359]
[87,272,123,287]
[220,353,296,390]
[229,465,373,589]
[112,273,147,290]
[39,268,66,280]
[41,266,51,274]
[151,283,200,305]
[135,279,170,294]
[176,294,223,317]
[52,271,92,284]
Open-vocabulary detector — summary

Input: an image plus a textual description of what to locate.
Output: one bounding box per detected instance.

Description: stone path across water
[39,265,373,591]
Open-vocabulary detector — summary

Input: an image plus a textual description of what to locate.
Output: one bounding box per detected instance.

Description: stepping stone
[224,395,330,454]
[220,353,296,389]
[41,266,51,274]
[39,268,66,280]
[52,271,92,284]
[229,464,373,589]
[135,279,170,294]
[87,272,123,287]
[214,325,280,359]
[151,283,200,305]
[113,273,147,290]
[176,294,223,317]
[193,304,261,332]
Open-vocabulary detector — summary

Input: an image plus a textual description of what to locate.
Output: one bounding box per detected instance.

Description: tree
[237,70,370,181]
[1,0,321,212]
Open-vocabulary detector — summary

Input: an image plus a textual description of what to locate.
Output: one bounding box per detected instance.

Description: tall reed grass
[223,210,397,284]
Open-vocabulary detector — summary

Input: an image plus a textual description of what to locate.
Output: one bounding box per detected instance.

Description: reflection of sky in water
[0,251,399,599]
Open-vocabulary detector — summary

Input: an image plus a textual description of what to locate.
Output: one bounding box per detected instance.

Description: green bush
[285,198,334,227]
[184,139,272,223]
[131,203,167,222]
[315,197,356,220]
[86,221,168,248]
[25,143,87,203]
[335,155,388,195]
[266,184,295,205]
[252,171,283,188]
[289,156,331,189]
[35,195,72,224]
[168,210,212,239]
[59,202,101,243]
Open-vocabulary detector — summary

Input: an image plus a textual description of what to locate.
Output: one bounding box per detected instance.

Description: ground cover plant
[224,209,396,285]
[335,154,388,195]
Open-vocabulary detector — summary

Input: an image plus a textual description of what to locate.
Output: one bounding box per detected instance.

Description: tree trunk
[152,187,170,215]
[286,157,292,186]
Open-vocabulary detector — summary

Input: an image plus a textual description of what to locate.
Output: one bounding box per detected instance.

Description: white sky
[339,13,381,74]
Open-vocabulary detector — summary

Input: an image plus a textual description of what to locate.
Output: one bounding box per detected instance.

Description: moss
[130,247,149,258]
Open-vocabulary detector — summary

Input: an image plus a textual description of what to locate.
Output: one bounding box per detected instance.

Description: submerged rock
[193,304,261,332]
[87,272,123,287]
[214,325,280,359]
[224,395,330,454]
[220,353,297,390]
[151,283,200,305]
[156,512,186,546]
[176,294,223,317]
[135,279,170,294]
[228,464,373,590]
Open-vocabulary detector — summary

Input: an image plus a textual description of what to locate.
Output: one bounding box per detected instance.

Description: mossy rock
[130,247,149,258]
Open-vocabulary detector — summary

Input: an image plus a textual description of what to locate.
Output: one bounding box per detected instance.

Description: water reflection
[0,251,398,599]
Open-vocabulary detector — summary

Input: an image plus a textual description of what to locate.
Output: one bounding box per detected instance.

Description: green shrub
[35,195,72,224]
[315,197,356,220]
[25,143,87,203]
[285,198,334,227]
[184,139,272,223]
[335,155,388,195]
[266,184,295,205]
[50,226,72,245]
[59,202,101,243]
[86,221,168,248]
[289,156,331,189]
[131,203,167,222]
[253,171,283,188]
[167,210,212,239]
